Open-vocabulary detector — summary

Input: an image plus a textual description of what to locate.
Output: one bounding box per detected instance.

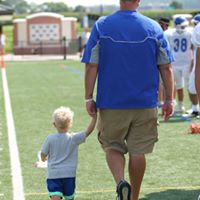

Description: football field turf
[0,59,200,200]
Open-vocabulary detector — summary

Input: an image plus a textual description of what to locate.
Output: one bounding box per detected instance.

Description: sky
[26,0,119,7]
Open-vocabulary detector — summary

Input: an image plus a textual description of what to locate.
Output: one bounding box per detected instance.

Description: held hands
[85,98,97,117]
[85,99,97,136]
[162,100,174,121]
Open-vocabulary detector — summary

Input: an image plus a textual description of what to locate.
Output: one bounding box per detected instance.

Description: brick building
[13,12,78,55]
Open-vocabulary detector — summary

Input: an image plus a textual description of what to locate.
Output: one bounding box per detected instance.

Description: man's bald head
[120,0,140,10]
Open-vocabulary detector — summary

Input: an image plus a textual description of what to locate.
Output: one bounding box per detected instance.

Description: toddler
[40,106,96,200]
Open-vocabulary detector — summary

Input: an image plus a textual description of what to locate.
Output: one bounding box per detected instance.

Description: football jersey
[191,23,200,47]
[81,32,91,46]
[166,28,193,68]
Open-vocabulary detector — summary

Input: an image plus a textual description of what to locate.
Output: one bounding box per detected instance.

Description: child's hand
[34,151,47,168]
[34,160,47,168]
[85,113,97,136]
[92,113,97,120]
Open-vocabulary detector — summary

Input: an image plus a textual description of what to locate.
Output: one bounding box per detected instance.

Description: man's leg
[106,149,131,200]
[106,149,125,184]
[175,88,185,112]
[129,154,146,200]
[177,88,184,102]
[189,93,199,110]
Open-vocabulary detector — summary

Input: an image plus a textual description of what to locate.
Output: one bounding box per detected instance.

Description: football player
[187,14,200,117]
[166,16,193,113]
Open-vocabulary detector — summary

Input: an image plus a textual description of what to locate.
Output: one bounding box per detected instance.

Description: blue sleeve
[81,23,100,64]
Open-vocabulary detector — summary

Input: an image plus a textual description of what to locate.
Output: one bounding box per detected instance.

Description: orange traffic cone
[0,48,5,68]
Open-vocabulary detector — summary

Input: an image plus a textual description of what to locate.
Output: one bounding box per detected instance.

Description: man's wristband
[85,98,93,103]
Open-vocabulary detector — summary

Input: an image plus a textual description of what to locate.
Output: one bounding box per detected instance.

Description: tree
[28,2,40,13]
[15,0,29,13]
[40,2,69,13]
[2,0,31,13]
[170,1,183,9]
[74,5,86,12]
[3,0,22,7]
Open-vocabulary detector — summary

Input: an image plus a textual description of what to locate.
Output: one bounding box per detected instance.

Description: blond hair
[53,107,74,130]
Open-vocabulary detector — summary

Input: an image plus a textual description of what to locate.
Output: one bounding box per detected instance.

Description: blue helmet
[174,16,189,26]
[192,14,200,25]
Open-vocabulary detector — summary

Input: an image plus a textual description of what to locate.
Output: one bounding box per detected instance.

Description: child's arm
[40,152,48,162]
[85,115,97,137]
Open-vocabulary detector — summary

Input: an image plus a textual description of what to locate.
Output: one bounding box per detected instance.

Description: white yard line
[1,68,25,200]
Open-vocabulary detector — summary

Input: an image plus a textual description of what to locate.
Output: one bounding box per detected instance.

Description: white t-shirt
[166,28,193,69]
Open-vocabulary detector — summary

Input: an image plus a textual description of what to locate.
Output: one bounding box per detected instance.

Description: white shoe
[186,108,193,114]
[197,194,200,200]
[174,105,185,113]
[183,111,200,118]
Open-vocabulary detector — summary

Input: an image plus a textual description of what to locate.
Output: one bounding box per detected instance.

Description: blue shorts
[47,178,75,199]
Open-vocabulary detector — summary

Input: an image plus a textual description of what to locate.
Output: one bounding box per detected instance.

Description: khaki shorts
[97,109,158,155]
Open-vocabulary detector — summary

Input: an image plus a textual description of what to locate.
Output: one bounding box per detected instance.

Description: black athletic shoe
[116,180,131,200]
[192,111,200,118]
[183,111,200,118]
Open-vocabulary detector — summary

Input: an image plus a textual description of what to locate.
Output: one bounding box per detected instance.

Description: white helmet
[192,14,200,25]
[174,16,189,34]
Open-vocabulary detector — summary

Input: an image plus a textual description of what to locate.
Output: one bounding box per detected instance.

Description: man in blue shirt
[82,0,174,199]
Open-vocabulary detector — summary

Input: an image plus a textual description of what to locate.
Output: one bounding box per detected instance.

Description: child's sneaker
[116,180,131,200]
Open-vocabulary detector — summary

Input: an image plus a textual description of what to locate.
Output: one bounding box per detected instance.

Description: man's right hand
[162,100,174,121]
[86,100,97,117]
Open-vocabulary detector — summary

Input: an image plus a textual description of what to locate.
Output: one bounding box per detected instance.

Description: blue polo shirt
[82,10,173,109]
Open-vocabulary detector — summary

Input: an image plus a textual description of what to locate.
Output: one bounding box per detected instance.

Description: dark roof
[0,4,14,15]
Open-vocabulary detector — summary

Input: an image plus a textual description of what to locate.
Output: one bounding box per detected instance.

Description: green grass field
[1,59,200,200]
[4,25,13,54]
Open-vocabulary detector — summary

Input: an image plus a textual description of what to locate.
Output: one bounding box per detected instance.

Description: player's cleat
[183,111,200,118]
[186,108,193,114]
[191,111,199,117]
[116,180,131,200]
[174,105,185,113]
